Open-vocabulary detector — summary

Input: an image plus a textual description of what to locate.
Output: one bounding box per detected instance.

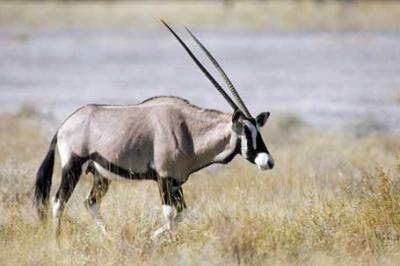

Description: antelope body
[34,22,274,238]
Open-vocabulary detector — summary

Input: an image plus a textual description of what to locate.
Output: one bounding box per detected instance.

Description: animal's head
[232,110,274,170]
[162,20,274,170]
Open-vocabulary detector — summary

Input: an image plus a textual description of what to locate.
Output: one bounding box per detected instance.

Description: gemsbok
[34,21,274,238]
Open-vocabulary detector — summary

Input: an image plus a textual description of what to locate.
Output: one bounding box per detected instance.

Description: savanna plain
[1,1,400,265]
[0,107,399,266]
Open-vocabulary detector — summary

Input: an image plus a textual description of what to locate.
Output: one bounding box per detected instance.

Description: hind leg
[52,156,85,238]
[84,163,110,235]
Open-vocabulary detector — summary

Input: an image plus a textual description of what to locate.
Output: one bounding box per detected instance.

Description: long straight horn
[185,27,253,119]
[161,20,239,111]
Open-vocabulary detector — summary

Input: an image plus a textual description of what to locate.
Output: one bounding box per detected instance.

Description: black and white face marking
[233,111,274,170]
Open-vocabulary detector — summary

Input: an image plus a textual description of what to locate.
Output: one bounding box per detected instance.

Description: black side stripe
[87,152,157,181]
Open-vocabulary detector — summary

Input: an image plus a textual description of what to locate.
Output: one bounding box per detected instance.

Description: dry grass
[0,0,400,30]
[1,110,400,265]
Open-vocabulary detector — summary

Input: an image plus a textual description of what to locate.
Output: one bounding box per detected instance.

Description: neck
[212,127,240,164]
[189,120,240,174]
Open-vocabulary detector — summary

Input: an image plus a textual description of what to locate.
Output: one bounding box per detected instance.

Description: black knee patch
[86,177,110,207]
[157,177,173,205]
[172,186,186,213]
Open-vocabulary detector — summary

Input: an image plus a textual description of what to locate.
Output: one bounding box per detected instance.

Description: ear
[232,109,244,133]
[256,112,270,127]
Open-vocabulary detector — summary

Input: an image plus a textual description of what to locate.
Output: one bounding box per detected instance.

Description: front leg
[171,182,187,223]
[152,177,177,239]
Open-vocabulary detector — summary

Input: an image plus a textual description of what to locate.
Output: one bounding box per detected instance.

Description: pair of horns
[161,20,252,119]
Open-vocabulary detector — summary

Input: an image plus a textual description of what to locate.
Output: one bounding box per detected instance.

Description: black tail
[34,134,57,221]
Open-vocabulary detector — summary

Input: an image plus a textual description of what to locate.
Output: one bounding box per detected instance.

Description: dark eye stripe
[244,127,253,147]
[243,127,256,160]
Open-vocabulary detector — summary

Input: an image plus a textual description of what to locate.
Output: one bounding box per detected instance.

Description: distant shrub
[16,103,39,118]
[15,32,30,43]
[275,113,306,133]
[350,117,387,137]
[395,92,400,105]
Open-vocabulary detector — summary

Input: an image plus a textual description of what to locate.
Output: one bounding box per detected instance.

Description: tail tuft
[34,134,57,221]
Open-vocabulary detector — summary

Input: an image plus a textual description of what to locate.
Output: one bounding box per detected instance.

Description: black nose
[268,159,274,169]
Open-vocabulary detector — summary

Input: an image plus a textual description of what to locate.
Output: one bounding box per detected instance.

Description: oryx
[33,21,274,238]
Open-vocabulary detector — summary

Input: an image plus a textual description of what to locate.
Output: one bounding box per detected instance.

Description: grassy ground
[0,109,399,265]
[0,0,400,30]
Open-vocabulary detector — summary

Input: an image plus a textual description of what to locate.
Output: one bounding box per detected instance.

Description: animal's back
[139,96,192,106]
[56,96,228,175]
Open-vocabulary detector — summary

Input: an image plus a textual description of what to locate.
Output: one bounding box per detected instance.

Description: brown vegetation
[0,109,399,265]
[0,0,400,30]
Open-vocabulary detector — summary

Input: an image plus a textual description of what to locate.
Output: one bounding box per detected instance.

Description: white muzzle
[254,153,274,170]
